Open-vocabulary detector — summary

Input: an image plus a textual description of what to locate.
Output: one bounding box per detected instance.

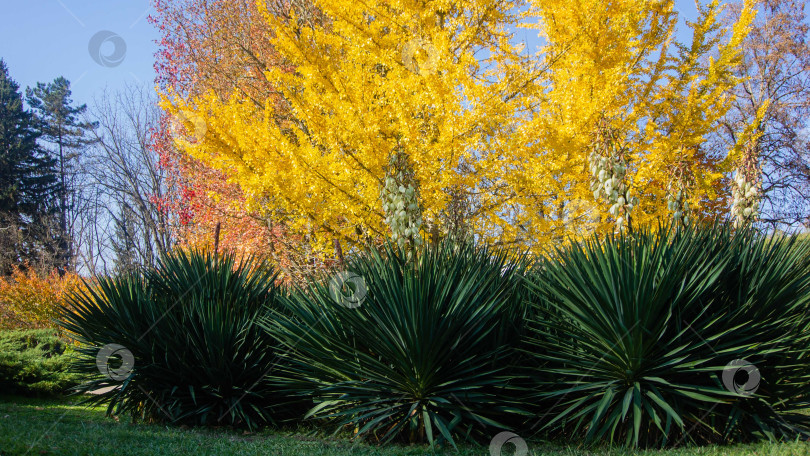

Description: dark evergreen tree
[26,77,97,271]
[0,59,61,274]
[112,200,140,273]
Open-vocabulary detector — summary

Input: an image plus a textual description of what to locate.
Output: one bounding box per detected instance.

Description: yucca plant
[523,224,810,447]
[262,240,531,447]
[58,250,292,429]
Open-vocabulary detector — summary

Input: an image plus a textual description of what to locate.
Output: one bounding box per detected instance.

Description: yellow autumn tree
[162,0,756,256]
[481,0,756,250]
[0,265,83,329]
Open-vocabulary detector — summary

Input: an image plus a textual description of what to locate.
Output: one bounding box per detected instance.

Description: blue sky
[0,0,157,107]
[0,0,701,108]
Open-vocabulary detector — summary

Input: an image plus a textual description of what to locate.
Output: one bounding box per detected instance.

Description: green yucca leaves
[262,240,531,447]
[58,250,293,429]
[53,226,810,448]
[523,224,810,447]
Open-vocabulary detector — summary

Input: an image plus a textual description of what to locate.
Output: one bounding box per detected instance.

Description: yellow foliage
[162,0,758,255]
[0,267,83,330]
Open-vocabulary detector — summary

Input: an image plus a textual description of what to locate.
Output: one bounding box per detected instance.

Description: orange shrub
[0,266,83,330]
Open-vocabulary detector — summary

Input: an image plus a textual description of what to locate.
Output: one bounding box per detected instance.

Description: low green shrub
[0,329,84,395]
[263,240,531,447]
[523,224,810,447]
[58,250,293,429]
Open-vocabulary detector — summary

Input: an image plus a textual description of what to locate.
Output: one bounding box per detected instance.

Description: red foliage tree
[149,0,328,281]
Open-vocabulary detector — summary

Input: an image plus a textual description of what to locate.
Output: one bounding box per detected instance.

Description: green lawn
[1,396,809,456]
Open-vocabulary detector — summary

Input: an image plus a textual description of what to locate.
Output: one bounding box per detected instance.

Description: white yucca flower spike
[731,168,760,227]
[381,150,423,249]
[589,127,633,231]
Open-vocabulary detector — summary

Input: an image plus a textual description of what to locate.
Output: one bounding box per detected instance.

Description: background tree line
[0,60,175,277]
[1,0,808,279]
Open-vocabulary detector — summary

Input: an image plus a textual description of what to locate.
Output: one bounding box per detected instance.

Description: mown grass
[1,396,809,456]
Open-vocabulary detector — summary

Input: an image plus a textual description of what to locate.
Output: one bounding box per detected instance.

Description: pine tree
[111,201,140,273]
[26,77,97,271]
[0,60,61,273]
